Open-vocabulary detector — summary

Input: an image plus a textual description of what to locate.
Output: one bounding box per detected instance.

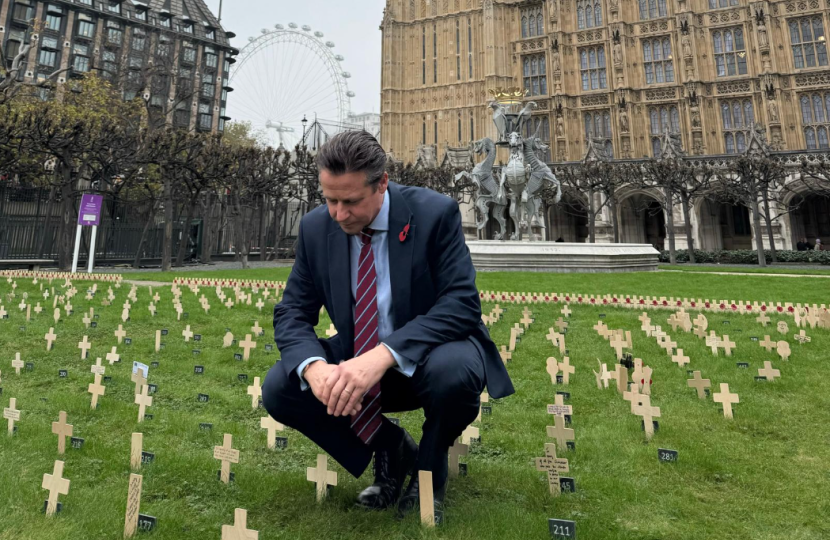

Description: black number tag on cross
[559,477,576,493]
[658,448,678,463]
[556,375,563,384]
[275,437,288,449]
[197,393,209,403]
[90,321,97,328]
[750,336,759,341]
[148,384,158,394]
[124,338,132,345]
[458,463,468,477]
[194,366,204,374]
[556,391,570,401]
[141,451,155,464]
[388,417,400,426]
[151,362,159,368]
[192,349,201,356]
[548,518,576,539]
[599,313,606,318]
[238,374,248,382]
[737,362,749,369]
[25,362,34,372]
[194,334,202,342]
[482,406,492,416]
[265,344,273,352]
[199,423,213,431]
[59,370,67,378]
[234,353,243,361]
[70,437,84,450]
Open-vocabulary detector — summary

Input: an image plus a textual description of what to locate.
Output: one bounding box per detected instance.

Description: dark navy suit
[263,181,514,477]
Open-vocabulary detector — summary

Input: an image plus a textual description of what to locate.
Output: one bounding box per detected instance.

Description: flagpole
[218,0,223,22]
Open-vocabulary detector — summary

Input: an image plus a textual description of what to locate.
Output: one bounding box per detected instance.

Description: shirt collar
[367,190,389,232]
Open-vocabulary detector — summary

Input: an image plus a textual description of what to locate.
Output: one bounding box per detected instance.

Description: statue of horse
[454,138,507,239]
[521,136,562,231]
[500,131,531,240]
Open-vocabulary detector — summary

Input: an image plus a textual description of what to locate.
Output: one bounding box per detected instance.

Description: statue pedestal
[467,241,660,273]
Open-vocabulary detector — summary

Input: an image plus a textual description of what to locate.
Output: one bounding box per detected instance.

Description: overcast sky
[204,0,385,116]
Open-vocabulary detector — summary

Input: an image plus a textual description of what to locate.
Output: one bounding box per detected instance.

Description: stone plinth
[467,241,660,273]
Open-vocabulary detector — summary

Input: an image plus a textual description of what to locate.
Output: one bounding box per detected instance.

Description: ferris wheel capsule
[275,24,283,29]
[314,31,324,38]
[335,54,344,61]
[326,41,335,48]
[302,25,311,31]
[288,22,298,28]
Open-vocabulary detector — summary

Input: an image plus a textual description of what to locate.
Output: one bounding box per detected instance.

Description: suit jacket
[272,181,514,399]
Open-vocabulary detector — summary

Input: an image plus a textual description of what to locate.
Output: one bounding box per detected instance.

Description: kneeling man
[263,131,514,517]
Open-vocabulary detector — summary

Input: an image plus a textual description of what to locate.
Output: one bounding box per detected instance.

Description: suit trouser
[262,338,486,478]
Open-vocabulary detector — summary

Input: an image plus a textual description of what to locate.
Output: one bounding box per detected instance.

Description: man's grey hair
[315,131,387,188]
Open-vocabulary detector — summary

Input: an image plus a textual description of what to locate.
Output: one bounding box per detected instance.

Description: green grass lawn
[1,274,828,539]
[659,264,830,276]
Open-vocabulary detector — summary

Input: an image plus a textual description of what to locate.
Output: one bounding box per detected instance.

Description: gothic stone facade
[379,0,830,249]
[1,0,236,133]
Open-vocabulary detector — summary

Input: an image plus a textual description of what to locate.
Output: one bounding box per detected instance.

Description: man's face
[320,169,388,236]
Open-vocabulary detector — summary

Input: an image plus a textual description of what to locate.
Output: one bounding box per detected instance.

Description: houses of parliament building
[378,0,830,250]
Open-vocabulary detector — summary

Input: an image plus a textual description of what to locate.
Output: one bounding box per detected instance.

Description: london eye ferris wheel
[227,22,355,150]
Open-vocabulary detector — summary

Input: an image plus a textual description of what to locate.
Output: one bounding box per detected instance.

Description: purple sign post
[72,194,104,273]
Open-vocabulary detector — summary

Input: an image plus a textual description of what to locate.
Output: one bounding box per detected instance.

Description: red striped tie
[350,227,383,444]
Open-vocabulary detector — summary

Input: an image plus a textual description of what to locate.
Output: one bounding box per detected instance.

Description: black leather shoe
[356,429,418,510]
[396,471,447,523]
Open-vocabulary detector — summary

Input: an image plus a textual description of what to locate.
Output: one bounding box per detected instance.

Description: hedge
[658,249,830,265]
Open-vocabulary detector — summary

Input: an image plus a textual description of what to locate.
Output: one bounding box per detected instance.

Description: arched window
[720,99,754,153]
[522,16,528,38]
[714,27,748,77]
[579,46,607,90]
[577,0,601,29]
[789,16,829,69]
[799,91,830,149]
[584,110,613,157]
[643,37,674,84]
[523,53,547,96]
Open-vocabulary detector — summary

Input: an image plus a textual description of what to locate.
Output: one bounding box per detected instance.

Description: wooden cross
[134,385,152,422]
[545,357,559,384]
[794,329,811,344]
[615,364,628,394]
[547,394,572,418]
[90,357,105,377]
[247,377,262,409]
[535,443,570,496]
[222,508,259,540]
[623,383,645,413]
[306,453,337,500]
[11,352,23,375]
[260,416,285,449]
[41,327,58,351]
[82,313,91,328]
[687,371,710,399]
[713,383,739,419]
[638,312,651,328]
[633,395,661,439]
[706,332,720,355]
[132,367,147,394]
[671,349,690,367]
[18,299,26,311]
[448,437,469,478]
[148,304,156,317]
[461,424,480,445]
[4,397,20,434]
[546,414,574,451]
[64,301,73,316]
[215,433,241,484]
[0,305,6,319]
[78,336,92,360]
[592,321,608,336]
[519,308,533,328]
[777,321,789,335]
[499,345,512,364]
[668,313,681,331]
[240,334,257,361]
[326,324,337,338]
[610,334,626,360]
[182,325,194,342]
[661,337,678,354]
[114,325,127,344]
[561,305,571,317]
[124,473,143,539]
[476,392,490,422]
[756,312,770,327]
[42,460,70,516]
[776,340,791,361]
[106,347,120,365]
[419,471,436,527]
[255,298,264,311]
[52,411,74,454]
[720,335,736,356]
[251,321,263,336]
[758,361,780,381]
[508,325,521,351]
[88,373,106,409]
[559,357,574,384]
[225,298,234,309]
[759,335,775,352]
[555,317,568,332]
[130,433,143,470]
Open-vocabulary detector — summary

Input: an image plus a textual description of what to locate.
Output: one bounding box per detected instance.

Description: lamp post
[301,115,308,146]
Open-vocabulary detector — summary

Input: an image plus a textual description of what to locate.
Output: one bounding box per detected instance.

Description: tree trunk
[175,198,197,267]
[762,190,778,263]
[749,186,767,267]
[37,185,57,258]
[270,198,284,260]
[57,168,74,271]
[200,195,214,263]
[132,201,157,268]
[609,192,620,243]
[259,195,269,262]
[680,191,695,264]
[161,175,173,272]
[664,186,676,264]
[588,190,596,243]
